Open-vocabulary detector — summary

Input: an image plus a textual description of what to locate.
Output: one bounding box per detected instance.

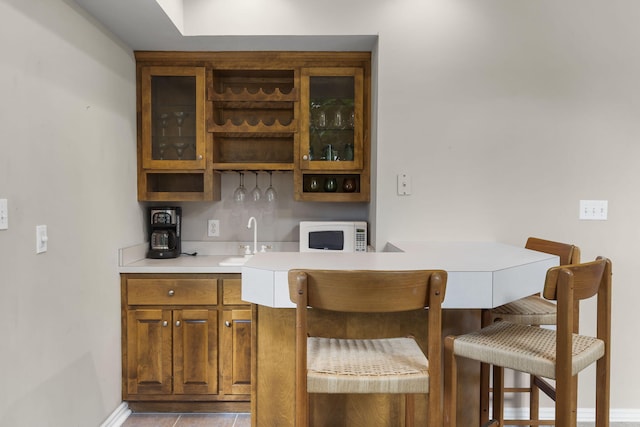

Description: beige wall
[0,0,142,425]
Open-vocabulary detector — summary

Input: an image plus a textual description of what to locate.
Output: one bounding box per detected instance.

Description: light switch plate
[36,225,48,253]
[579,200,608,220]
[0,199,7,230]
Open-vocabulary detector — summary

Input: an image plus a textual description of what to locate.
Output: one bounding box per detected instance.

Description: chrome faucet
[247,216,258,254]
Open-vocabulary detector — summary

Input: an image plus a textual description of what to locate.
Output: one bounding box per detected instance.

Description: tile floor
[121,413,636,427]
[122,413,251,427]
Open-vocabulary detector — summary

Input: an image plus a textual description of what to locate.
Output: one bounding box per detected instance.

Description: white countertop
[241,241,559,309]
[117,241,299,274]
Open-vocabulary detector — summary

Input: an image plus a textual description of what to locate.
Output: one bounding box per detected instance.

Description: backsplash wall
[153,172,370,244]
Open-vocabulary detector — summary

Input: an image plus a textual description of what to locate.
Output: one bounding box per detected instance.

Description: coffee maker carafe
[148,207,181,259]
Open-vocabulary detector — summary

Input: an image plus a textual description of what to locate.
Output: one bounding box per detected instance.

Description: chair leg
[480,361,491,424]
[480,310,492,425]
[492,365,505,426]
[595,356,610,427]
[405,394,415,427]
[555,372,577,427]
[444,337,457,427]
[529,373,539,427]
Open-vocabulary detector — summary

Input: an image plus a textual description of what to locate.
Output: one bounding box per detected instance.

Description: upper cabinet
[135,52,370,203]
[138,65,215,201]
[295,67,369,202]
[141,66,206,169]
[300,68,363,170]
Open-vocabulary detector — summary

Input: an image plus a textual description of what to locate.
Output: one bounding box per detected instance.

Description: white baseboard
[100,402,131,427]
[504,408,640,423]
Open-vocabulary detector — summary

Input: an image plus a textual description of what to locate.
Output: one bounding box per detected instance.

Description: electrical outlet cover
[208,219,220,237]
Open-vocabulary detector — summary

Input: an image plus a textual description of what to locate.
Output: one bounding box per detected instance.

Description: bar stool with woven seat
[445,257,611,427]
[482,237,581,425]
[288,269,447,427]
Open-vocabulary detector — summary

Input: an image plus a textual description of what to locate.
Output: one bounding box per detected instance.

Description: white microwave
[299,221,367,252]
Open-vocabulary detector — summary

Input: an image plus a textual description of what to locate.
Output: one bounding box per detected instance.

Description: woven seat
[289,269,447,427]
[454,321,604,380]
[445,257,612,427]
[307,337,430,394]
[491,294,558,325]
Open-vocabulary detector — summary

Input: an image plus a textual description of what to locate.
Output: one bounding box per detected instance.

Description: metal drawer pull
[175,321,181,327]
[168,289,175,296]
[162,321,168,327]
[225,321,231,327]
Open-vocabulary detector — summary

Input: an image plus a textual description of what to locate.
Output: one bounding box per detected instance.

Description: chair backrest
[288,269,448,426]
[542,257,610,304]
[288,269,447,313]
[525,237,580,265]
[542,257,612,346]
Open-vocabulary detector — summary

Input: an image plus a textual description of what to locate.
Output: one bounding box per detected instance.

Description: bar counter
[241,242,558,426]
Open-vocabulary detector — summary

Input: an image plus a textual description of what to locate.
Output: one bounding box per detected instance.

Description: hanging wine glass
[249,172,262,203]
[265,171,277,203]
[263,171,277,225]
[233,172,247,204]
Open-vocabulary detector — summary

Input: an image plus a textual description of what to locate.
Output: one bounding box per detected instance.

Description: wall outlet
[208,219,220,237]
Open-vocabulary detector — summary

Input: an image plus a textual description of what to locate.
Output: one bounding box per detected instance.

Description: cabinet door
[221,308,252,395]
[300,67,364,171]
[141,66,206,170]
[173,309,218,395]
[126,309,173,395]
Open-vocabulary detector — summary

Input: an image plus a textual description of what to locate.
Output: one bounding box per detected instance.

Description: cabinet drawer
[222,279,248,305]
[127,278,217,305]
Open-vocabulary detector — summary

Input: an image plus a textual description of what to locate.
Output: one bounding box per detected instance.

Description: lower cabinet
[121,273,251,412]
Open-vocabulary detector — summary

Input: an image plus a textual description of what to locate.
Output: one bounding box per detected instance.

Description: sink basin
[219,256,251,266]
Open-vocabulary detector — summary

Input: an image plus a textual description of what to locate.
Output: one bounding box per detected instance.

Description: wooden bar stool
[481,237,580,426]
[445,257,611,427]
[288,269,447,427]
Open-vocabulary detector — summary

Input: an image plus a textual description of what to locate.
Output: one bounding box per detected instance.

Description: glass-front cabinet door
[141,66,206,170]
[300,67,364,171]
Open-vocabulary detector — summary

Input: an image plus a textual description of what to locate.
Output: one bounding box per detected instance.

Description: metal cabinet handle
[302,154,309,160]
[162,321,168,327]
[198,155,203,160]
[225,321,231,327]
[175,320,181,327]
[168,289,175,296]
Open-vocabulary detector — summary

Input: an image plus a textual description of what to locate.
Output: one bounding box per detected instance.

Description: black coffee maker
[148,207,181,259]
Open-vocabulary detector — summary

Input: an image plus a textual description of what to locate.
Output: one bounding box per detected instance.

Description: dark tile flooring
[122,413,251,427]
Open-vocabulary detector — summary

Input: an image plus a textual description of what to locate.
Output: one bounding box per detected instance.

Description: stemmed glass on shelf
[174,111,186,136]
